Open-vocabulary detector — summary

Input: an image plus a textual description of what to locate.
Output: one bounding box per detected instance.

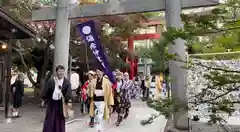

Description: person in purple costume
[41,65,72,132]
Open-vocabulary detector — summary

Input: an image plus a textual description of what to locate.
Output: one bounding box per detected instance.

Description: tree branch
[194,62,240,74]
[13,47,37,87]
[189,86,240,105]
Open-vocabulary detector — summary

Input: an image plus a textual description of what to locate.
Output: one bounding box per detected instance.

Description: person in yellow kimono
[155,73,164,100]
[87,69,114,132]
[144,75,151,100]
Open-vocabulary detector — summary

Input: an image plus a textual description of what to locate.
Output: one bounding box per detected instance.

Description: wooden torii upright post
[30,0,219,129]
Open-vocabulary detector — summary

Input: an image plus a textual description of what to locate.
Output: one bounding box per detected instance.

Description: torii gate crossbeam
[31,0,219,21]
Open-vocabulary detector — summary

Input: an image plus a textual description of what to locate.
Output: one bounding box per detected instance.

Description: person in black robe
[41,65,72,132]
[11,74,24,118]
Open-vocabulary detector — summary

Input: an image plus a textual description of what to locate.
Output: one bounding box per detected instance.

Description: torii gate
[127,30,161,79]
[30,0,219,130]
[126,19,163,79]
[29,0,218,73]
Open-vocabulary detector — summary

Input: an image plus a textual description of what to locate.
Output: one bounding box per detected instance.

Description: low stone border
[66,118,85,125]
[164,119,189,132]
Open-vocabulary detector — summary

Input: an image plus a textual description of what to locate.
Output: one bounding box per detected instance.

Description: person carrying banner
[87,69,114,132]
[77,20,116,130]
[115,72,133,126]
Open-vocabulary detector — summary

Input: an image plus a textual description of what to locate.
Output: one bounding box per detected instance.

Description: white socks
[13,111,18,116]
[41,101,45,107]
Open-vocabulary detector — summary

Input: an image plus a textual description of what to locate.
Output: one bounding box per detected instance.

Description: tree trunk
[39,44,50,94]
[1,55,6,106]
[0,62,3,105]
[34,43,50,98]
[15,47,37,87]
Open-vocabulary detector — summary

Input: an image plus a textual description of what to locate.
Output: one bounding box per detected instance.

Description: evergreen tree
[141,0,240,126]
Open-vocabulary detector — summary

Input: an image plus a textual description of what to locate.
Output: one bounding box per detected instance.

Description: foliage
[141,0,240,126]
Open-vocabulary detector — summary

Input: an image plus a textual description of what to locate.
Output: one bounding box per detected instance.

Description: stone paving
[0,98,167,132]
[0,102,44,132]
[1,98,240,132]
[66,100,168,132]
[0,97,82,132]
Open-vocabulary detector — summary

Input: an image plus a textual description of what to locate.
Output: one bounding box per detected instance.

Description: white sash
[95,89,104,96]
[52,77,64,100]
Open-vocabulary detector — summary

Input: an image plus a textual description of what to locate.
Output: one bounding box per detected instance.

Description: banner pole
[79,2,90,72]
[77,20,116,84]
[85,42,90,71]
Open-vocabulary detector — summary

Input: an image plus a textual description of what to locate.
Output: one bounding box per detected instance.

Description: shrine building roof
[0,8,36,40]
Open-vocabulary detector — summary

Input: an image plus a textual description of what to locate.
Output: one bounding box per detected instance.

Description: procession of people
[34,64,165,132]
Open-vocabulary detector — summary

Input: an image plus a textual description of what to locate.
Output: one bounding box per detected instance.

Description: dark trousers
[13,94,22,109]
[80,101,84,113]
[113,89,118,113]
[145,88,149,99]
[90,116,94,122]
[142,88,146,98]
[116,96,131,125]
[142,88,149,99]
[81,98,90,114]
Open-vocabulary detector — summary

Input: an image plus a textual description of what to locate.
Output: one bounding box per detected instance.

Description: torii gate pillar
[53,0,71,76]
[166,0,188,129]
